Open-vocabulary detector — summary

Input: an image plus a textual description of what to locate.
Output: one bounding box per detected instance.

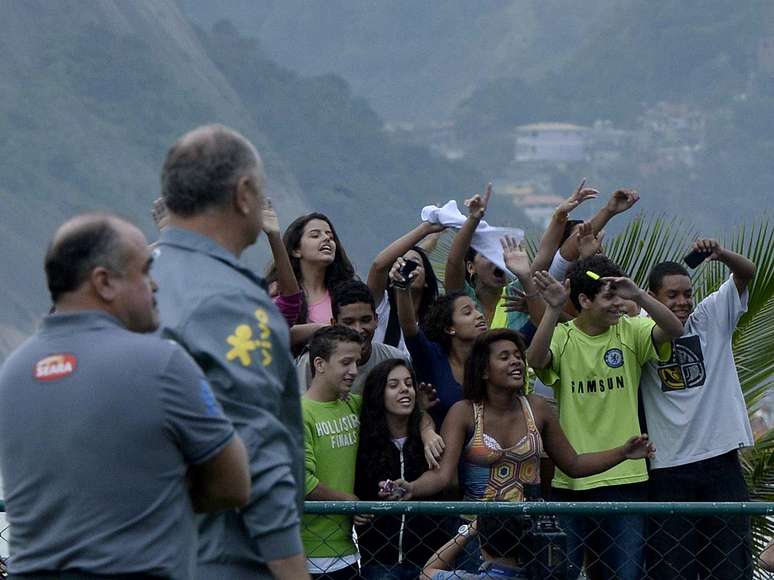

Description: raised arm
[558,188,640,262]
[601,277,683,346]
[501,235,547,325]
[367,222,444,305]
[445,183,491,292]
[263,199,299,297]
[534,395,655,478]
[531,180,598,273]
[417,229,444,254]
[589,188,639,236]
[693,238,756,295]
[525,271,569,369]
[576,221,606,260]
[391,257,420,339]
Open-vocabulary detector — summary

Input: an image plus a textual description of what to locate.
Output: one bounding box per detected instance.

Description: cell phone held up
[393,260,419,289]
[683,249,711,269]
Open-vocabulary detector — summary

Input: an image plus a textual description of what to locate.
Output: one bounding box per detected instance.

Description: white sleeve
[548,250,574,281]
[693,275,748,335]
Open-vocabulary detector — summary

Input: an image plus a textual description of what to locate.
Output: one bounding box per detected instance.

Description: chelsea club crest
[604,348,624,368]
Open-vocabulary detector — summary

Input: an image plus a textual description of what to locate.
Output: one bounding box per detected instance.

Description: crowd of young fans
[0,124,763,580]
[231,172,757,579]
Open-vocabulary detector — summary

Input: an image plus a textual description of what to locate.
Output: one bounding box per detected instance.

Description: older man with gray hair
[152,125,309,580]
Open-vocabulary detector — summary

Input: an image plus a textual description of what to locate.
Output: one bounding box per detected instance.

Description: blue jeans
[360,562,420,579]
[552,482,647,580]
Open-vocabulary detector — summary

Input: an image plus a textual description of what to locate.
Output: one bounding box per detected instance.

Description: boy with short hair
[302,325,365,579]
[296,280,409,394]
[302,325,441,579]
[527,255,683,580]
[642,239,756,579]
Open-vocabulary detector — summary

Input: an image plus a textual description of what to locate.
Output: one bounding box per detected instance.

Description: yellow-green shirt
[534,316,665,491]
[301,395,362,558]
[464,280,529,331]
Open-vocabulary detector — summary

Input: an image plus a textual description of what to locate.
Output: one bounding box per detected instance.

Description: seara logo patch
[34,354,77,381]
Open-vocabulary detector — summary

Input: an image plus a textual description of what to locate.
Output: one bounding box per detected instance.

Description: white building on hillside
[514,122,588,163]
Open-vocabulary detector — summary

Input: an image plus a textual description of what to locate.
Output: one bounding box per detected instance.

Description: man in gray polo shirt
[152,125,308,580]
[0,213,250,579]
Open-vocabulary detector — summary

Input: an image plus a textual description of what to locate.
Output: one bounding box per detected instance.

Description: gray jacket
[152,227,304,574]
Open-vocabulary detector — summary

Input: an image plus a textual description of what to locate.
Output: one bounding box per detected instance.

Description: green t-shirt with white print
[301,394,362,559]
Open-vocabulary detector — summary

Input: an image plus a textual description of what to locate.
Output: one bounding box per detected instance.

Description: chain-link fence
[0,501,771,578]
[304,500,774,579]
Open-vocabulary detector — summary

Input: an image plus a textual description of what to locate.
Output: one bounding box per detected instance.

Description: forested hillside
[0,1,497,360]
[453,0,774,225]
[181,0,617,122]
[183,1,773,231]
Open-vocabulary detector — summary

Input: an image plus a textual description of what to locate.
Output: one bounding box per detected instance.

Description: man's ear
[233,175,255,217]
[312,356,326,377]
[90,266,117,302]
[330,317,337,326]
[578,293,592,310]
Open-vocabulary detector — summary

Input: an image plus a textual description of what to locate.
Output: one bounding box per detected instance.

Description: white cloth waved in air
[421,200,524,277]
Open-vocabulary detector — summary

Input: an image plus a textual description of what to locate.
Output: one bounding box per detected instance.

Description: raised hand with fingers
[464,183,492,219]
[261,198,280,235]
[556,178,599,220]
[533,271,569,309]
[500,235,530,278]
[623,434,656,460]
[577,221,606,259]
[502,289,528,313]
[606,189,640,215]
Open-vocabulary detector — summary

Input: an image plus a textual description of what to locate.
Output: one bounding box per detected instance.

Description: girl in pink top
[268,213,356,345]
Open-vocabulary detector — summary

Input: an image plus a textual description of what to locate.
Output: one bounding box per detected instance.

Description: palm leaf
[427,229,455,293]
[603,214,696,287]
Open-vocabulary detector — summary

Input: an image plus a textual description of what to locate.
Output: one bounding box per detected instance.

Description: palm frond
[735,294,774,414]
[427,230,455,293]
[603,214,695,287]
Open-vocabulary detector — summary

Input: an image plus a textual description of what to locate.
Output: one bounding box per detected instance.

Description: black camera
[392,259,419,289]
[522,484,567,580]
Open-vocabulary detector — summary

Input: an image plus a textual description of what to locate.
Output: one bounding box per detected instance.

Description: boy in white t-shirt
[642,239,756,580]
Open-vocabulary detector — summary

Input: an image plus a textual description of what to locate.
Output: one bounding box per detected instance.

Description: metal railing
[0,501,772,578]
